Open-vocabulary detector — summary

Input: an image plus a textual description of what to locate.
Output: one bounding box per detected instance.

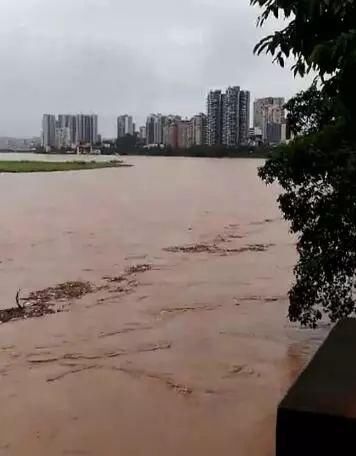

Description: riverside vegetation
[253,0,356,327]
[0,160,130,173]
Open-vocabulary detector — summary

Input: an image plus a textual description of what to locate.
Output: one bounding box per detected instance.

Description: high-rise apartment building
[207,90,223,146]
[253,98,286,144]
[239,90,250,145]
[139,126,146,141]
[154,114,165,145]
[191,113,207,146]
[58,115,76,145]
[162,118,177,149]
[222,86,240,147]
[167,123,179,149]
[253,97,285,130]
[145,114,166,145]
[117,115,134,138]
[161,115,181,148]
[207,86,250,147]
[42,114,99,149]
[261,103,286,144]
[55,127,71,149]
[42,114,56,149]
[146,115,155,145]
[177,120,193,149]
[75,114,98,144]
[92,115,98,144]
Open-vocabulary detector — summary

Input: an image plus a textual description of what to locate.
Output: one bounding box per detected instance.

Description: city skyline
[39,87,287,149]
[0,0,313,138]
[42,114,98,149]
[12,89,292,141]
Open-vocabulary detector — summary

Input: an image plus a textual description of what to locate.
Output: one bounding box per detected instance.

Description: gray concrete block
[277,318,356,455]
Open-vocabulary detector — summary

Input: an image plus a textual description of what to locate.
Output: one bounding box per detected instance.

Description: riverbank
[0,160,130,173]
[28,144,272,159]
[121,149,271,159]
[113,145,272,159]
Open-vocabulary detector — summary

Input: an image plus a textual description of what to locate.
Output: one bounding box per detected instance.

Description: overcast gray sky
[0,0,311,138]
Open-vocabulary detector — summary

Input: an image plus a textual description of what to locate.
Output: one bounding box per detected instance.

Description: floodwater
[0,156,327,455]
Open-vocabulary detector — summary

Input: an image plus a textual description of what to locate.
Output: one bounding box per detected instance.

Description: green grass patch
[0,160,131,173]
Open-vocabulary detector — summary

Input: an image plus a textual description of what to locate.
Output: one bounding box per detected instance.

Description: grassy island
[0,160,130,173]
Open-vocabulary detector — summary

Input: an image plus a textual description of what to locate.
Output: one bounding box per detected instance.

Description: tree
[284,82,334,136]
[251,0,356,327]
[116,134,138,150]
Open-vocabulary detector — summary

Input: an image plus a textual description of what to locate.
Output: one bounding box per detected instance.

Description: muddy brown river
[0,156,327,455]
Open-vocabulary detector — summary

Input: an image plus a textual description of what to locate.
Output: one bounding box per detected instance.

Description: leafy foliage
[284,82,334,136]
[121,144,271,159]
[252,0,356,327]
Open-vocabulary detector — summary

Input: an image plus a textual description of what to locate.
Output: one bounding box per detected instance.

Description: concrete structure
[239,90,250,145]
[168,123,178,149]
[281,123,287,143]
[146,115,155,145]
[249,127,263,138]
[162,118,179,149]
[154,114,165,145]
[191,113,207,146]
[75,114,98,145]
[266,123,282,144]
[42,114,56,149]
[55,127,71,149]
[162,121,170,147]
[254,97,285,130]
[222,86,240,147]
[277,319,356,456]
[161,116,181,148]
[248,127,263,145]
[58,115,76,145]
[117,115,134,138]
[177,120,193,149]
[92,115,98,144]
[139,126,146,141]
[145,114,166,145]
[261,103,286,144]
[208,86,250,147]
[207,90,223,145]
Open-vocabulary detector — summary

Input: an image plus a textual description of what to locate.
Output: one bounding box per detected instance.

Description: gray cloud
[0,0,312,137]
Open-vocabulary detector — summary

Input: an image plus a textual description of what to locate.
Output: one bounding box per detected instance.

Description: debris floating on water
[27,281,94,304]
[163,243,274,255]
[0,281,95,324]
[102,264,152,295]
[125,264,152,274]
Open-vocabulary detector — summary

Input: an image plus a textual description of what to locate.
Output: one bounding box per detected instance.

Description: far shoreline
[119,153,268,159]
[1,144,272,160]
